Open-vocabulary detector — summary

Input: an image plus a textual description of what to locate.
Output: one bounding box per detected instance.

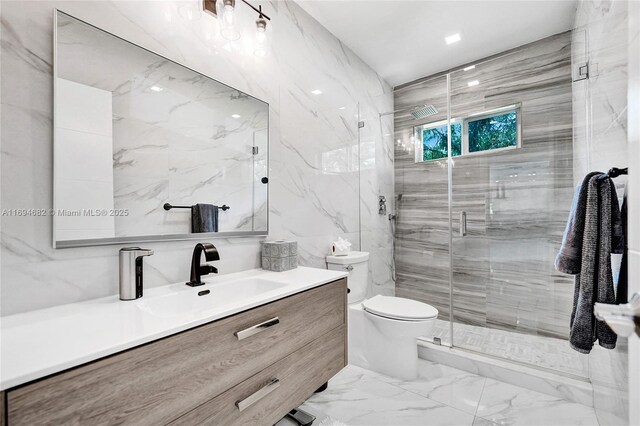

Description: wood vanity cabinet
[5,278,347,426]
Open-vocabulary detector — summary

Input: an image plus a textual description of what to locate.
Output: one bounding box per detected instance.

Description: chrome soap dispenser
[119,247,154,300]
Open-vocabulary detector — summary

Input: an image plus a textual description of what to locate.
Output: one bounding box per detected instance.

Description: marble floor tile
[472,417,501,426]
[476,379,600,426]
[301,365,475,426]
[293,361,600,426]
[372,360,487,415]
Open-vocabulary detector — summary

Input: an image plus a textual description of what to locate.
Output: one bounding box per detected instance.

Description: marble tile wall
[0,0,394,315]
[393,75,451,319]
[394,32,576,342]
[573,0,631,424]
[627,2,640,424]
[359,93,396,297]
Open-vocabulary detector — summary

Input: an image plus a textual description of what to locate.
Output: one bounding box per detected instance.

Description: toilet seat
[362,295,438,321]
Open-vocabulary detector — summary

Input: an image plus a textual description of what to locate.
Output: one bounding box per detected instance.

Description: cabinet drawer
[170,325,346,426]
[7,279,347,426]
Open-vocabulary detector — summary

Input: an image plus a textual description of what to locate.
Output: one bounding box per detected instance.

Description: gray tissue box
[261,240,298,272]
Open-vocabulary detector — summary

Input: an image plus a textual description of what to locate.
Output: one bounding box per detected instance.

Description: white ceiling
[297,0,578,87]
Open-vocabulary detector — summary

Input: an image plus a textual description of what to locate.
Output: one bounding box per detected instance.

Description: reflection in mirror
[54,11,268,247]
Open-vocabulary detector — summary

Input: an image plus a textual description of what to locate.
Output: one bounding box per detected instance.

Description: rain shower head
[379,104,439,119]
[410,105,438,119]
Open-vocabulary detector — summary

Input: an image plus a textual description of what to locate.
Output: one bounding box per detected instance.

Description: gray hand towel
[555,172,601,274]
[569,175,619,353]
[191,203,219,233]
[610,180,624,255]
[616,195,628,305]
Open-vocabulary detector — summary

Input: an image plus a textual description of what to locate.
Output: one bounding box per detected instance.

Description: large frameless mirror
[53,10,269,248]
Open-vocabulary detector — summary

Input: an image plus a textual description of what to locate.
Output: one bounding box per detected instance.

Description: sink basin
[137,278,287,318]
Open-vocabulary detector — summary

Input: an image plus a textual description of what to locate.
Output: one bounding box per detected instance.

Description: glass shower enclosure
[393,31,593,379]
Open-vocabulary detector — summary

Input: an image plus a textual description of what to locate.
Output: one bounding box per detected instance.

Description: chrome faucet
[119,247,154,300]
[187,242,220,287]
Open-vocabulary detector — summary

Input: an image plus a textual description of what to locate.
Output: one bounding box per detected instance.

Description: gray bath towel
[617,195,628,305]
[191,203,219,233]
[556,172,624,274]
[555,172,600,274]
[569,175,620,353]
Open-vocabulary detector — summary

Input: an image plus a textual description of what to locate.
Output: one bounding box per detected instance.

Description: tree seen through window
[422,123,461,161]
[417,109,519,162]
[468,111,517,153]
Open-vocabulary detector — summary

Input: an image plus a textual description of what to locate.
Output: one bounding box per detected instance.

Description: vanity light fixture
[254,14,267,57]
[178,1,203,21]
[445,33,461,45]
[220,0,240,41]
[203,0,271,46]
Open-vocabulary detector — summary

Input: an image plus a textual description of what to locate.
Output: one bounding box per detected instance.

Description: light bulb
[254,17,267,57]
[220,0,240,41]
[178,1,202,21]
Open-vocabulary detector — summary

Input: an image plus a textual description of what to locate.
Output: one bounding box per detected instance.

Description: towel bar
[164,203,230,211]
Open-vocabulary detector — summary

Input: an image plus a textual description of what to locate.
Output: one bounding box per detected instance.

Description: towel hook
[607,167,628,178]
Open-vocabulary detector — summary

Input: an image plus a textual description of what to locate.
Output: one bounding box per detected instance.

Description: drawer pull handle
[234,317,280,340]
[235,378,280,412]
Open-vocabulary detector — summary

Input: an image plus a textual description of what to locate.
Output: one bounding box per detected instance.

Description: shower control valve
[378,195,387,216]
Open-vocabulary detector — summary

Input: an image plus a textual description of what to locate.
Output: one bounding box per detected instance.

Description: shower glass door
[393,75,453,346]
[447,35,589,378]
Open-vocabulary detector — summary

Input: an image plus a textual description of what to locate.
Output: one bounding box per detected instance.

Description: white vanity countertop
[0,266,348,390]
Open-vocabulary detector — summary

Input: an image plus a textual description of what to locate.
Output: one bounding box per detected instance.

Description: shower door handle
[459,211,467,237]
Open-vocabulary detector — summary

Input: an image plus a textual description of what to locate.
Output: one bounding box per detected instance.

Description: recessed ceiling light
[467,80,480,87]
[231,114,241,118]
[445,33,461,45]
[311,89,323,95]
[150,86,163,92]
[463,65,475,71]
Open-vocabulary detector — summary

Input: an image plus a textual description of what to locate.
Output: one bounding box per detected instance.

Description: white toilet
[326,251,438,380]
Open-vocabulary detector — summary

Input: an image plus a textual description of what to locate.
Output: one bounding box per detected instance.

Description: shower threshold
[417,339,594,408]
[427,319,589,378]
[415,319,595,408]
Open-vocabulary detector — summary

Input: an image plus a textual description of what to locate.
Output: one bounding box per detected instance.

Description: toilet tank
[326,251,369,304]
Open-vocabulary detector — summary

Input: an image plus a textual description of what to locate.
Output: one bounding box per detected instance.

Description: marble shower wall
[0,0,394,315]
[394,32,576,343]
[573,0,630,424]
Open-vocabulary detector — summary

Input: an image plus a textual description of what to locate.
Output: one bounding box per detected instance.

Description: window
[467,111,518,153]
[419,121,461,161]
[414,105,520,162]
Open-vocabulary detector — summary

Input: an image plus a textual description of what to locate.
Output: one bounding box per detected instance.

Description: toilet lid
[362,295,438,321]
